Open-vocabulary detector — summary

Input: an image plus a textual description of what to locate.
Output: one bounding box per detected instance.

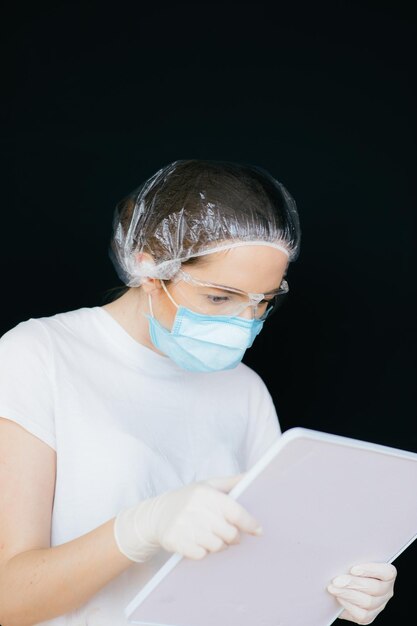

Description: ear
[135,252,163,295]
[141,276,163,295]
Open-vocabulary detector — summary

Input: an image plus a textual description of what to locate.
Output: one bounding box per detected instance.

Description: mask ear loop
[160,279,179,308]
[148,293,155,317]
[148,280,179,318]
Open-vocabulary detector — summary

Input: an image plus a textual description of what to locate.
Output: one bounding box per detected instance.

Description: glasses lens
[170,272,289,318]
[173,282,252,316]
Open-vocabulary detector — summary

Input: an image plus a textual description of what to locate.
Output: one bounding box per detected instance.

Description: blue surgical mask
[146,295,265,373]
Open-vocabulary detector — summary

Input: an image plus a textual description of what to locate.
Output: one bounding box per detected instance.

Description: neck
[102,288,164,355]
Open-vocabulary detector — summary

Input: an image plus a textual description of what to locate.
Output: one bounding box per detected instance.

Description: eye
[207,295,231,305]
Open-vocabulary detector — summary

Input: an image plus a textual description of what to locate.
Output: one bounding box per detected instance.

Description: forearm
[0,517,132,626]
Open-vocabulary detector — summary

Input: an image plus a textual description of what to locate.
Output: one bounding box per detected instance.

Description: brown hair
[106,159,301,292]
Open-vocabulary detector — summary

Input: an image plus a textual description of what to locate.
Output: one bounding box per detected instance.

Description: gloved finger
[196,531,226,554]
[184,545,208,560]
[349,562,397,581]
[204,473,246,493]
[329,574,394,596]
[337,608,362,623]
[335,596,384,624]
[327,585,392,611]
[222,496,263,535]
[212,519,241,545]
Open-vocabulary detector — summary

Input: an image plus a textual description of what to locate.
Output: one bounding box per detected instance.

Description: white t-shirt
[0,306,281,625]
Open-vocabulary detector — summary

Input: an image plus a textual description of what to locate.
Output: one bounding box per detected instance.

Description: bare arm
[0,418,133,626]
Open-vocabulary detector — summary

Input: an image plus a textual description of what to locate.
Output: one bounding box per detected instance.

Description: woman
[0,160,396,625]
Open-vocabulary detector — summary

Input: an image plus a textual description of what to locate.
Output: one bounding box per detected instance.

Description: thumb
[204,473,246,493]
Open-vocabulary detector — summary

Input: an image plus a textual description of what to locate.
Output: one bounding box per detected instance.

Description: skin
[103,245,290,349]
[0,245,396,625]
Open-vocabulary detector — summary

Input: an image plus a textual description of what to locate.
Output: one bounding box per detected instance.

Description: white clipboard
[125,426,417,626]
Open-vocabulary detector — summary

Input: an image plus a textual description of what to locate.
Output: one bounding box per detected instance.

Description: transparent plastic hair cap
[109,159,301,287]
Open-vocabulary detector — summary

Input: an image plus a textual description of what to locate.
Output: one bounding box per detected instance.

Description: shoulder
[1,307,101,342]
[0,317,50,357]
[207,360,271,400]
[228,361,269,390]
[0,307,102,359]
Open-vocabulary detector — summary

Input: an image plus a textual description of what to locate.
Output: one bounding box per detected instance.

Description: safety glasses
[168,269,289,318]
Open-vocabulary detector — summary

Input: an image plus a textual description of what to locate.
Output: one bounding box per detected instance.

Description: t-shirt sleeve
[0,319,56,450]
[244,370,282,470]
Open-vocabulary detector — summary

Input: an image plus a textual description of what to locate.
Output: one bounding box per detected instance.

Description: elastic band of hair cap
[130,240,291,283]
[191,240,291,259]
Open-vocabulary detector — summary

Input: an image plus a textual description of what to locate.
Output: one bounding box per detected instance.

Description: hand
[327,562,397,624]
[146,474,262,559]
[114,473,263,562]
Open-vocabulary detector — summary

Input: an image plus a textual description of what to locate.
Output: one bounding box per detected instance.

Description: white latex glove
[327,562,397,624]
[114,473,263,562]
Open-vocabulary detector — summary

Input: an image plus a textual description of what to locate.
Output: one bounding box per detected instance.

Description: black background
[1,1,416,624]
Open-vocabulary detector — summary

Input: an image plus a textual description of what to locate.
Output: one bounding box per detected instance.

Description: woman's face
[146,245,289,330]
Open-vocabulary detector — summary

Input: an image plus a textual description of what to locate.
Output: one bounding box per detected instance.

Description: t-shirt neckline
[92,305,184,374]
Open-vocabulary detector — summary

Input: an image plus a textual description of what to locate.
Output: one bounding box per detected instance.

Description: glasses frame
[169,268,289,318]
